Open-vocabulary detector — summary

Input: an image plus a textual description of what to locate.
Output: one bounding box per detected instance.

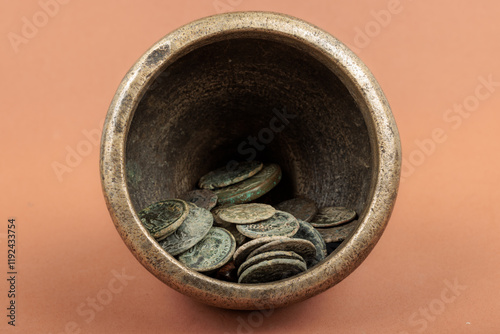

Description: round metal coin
[159,204,213,256]
[275,197,318,222]
[233,236,287,267]
[247,238,316,263]
[217,203,276,225]
[198,161,263,190]
[237,250,304,277]
[238,258,307,284]
[293,219,327,267]
[317,220,358,243]
[214,164,282,205]
[310,207,357,228]
[138,199,189,240]
[236,210,299,239]
[178,227,236,272]
[179,189,218,210]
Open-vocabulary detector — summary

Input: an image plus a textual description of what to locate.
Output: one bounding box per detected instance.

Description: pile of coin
[137,161,358,284]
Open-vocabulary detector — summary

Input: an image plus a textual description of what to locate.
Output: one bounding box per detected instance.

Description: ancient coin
[159,203,213,256]
[275,197,318,222]
[215,261,238,282]
[233,236,287,267]
[178,227,236,272]
[316,220,358,243]
[247,238,316,263]
[214,164,282,205]
[237,250,304,277]
[138,199,189,240]
[238,258,307,284]
[236,210,299,239]
[179,189,218,210]
[310,207,357,228]
[293,219,327,267]
[198,161,263,190]
[217,203,276,225]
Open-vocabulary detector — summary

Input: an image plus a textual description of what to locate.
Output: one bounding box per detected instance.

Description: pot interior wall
[126,37,372,215]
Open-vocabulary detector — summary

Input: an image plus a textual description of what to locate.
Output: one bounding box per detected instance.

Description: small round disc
[233,236,287,267]
[293,220,327,267]
[238,258,307,284]
[237,250,304,277]
[214,164,282,205]
[138,199,189,240]
[275,197,318,222]
[159,204,213,256]
[317,220,358,243]
[179,189,218,210]
[199,161,263,190]
[217,203,276,224]
[247,238,316,262]
[236,210,299,239]
[178,227,236,272]
[310,207,357,228]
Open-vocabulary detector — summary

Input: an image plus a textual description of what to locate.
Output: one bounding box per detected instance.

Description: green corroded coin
[247,237,316,263]
[138,199,189,240]
[233,236,287,267]
[293,220,327,267]
[198,161,263,190]
[238,258,307,284]
[217,203,276,225]
[310,207,357,228]
[159,204,213,256]
[316,220,358,243]
[237,250,304,277]
[178,227,236,272]
[214,164,282,205]
[236,210,299,239]
[179,189,218,210]
[276,197,318,222]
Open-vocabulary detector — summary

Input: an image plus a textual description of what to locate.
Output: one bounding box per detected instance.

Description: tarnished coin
[317,220,358,243]
[238,258,307,284]
[178,227,236,272]
[199,161,263,190]
[217,203,276,225]
[215,261,238,282]
[247,238,316,263]
[233,236,287,267]
[293,220,327,267]
[236,210,299,239]
[179,189,218,210]
[310,207,357,228]
[159,204,213,256]
[275,197,318,222]
[138,199,189,240]
[214,164,282,205]
[237,250,304,277]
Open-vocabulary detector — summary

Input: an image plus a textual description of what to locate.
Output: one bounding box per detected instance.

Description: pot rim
[100,11,401,310]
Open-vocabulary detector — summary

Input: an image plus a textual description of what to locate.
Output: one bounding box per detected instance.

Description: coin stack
[137,161,358,284]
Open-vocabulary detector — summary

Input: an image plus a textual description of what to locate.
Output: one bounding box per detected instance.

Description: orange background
[2,0,499,333]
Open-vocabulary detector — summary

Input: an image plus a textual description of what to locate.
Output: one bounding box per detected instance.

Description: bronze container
[100,11,401,310]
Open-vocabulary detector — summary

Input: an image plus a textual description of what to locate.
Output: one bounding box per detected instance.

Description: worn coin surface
[179,189,218,210]
[198,161,263,190]
[238,258,307,284]
[214,164,282,205]
[138,199,189,240]
[310,207,357,228]
[178,227,236,272]
[237,250,304,277]
[236,210,299,239]
[217,203,276,225]
[233,236,287,267]
[159,204,213,256]
[275,197,318,222]
[247,238,316,263]
[293,219,327,267]
[317,220,358,243]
